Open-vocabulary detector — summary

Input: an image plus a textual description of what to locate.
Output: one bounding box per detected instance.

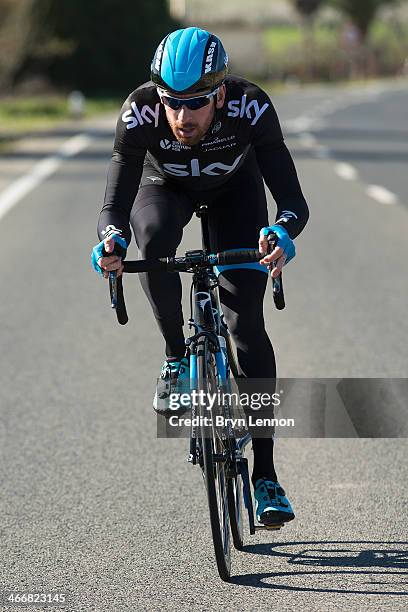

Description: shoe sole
[260,510,295,526]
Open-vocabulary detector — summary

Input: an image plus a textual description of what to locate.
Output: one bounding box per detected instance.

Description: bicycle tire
[198,337,231,582]
[224,332,245,549]
[227,473,244,550]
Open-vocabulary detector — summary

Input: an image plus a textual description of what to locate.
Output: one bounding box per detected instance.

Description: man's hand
[99,237,124,278]
[258,225,295,279]
[91,234,127,278]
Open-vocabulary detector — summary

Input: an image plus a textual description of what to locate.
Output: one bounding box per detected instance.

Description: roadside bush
[263,20,408,82]
[370,20,408,76]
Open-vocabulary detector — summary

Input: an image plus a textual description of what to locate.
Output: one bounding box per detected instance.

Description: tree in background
[0,0,38,92]
[8,0,178,94]
[291,0,325,80]
[330,0,400,41]
[330,0,401,77]
[292,0,325,20]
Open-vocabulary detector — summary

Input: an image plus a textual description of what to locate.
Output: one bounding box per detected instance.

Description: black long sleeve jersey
[99,75,309,245]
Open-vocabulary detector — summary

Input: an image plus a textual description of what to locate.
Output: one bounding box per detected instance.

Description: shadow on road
[286,148,408,163]
[1,127,114,142]
[230,540,408,595]
[310,128,408,143]
[1,149,112,161]
[0,128,115,159]
[6,146,408,164]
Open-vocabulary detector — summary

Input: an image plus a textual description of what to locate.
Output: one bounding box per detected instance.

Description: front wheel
[198,338,231,582]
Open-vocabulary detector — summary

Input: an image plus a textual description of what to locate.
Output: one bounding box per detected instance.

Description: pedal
[255,523,284,531]
[265,523,284,530]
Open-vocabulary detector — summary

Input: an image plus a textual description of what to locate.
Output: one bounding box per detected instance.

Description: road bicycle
[106,204,285,581]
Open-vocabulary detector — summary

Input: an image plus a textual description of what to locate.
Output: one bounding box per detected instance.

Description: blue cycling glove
[261,225,296,264]
[91,233,127,276]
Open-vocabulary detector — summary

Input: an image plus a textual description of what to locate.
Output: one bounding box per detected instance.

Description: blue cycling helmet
[151,27,228,94]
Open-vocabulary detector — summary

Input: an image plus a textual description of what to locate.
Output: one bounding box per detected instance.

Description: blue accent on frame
[215,351,227,385]
[189,353,197,389]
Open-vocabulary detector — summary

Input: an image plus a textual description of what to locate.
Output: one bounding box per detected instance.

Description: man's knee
[143,228,181,258]
[223,308,266,343]
[134,215,182,258]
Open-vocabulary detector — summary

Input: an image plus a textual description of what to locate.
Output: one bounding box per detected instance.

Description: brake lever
[266,232,286,310]
[109,271,117,309]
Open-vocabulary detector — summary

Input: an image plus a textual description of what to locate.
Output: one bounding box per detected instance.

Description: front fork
[188,344,198,465]
[187,330,218,466]
[187,273,231,465]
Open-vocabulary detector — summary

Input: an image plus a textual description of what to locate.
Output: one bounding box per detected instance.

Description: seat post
[196,203,210,254]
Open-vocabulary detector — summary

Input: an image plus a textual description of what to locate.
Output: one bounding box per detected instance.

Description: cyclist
[92,27,309,526]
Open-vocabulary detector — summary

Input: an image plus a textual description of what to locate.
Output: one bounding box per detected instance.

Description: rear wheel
[198,338,231,582]
[224,331,245,549]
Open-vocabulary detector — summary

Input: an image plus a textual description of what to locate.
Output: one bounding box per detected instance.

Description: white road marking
[335,163,358,181]
[0,133,92,222]
[366,185,398,206]
[284,116,314,133]
[287,87,403,210]
[316,100,338,114]
[299,132,317,148]
[58,134,91,156]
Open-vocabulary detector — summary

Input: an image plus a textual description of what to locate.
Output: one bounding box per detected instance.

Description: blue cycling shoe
[254,478,295,525]
[153,357,190,416]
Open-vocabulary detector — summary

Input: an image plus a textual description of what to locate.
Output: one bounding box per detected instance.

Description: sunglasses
[158,87,219,111]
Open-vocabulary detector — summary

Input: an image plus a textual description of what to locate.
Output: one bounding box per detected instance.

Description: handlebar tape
[216,249,261,266]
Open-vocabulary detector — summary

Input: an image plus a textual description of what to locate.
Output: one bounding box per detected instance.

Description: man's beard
[167,111,214,146]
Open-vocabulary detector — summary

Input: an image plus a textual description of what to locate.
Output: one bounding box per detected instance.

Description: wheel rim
[213,430,230,559]
[199,344,231,580]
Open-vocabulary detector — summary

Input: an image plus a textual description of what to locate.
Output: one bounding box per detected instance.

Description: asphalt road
[0,81,407,612]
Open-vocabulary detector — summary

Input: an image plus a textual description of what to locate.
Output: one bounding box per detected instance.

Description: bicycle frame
[104,204,287,580]
[186,264,230,444]
[185,259,256,535]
